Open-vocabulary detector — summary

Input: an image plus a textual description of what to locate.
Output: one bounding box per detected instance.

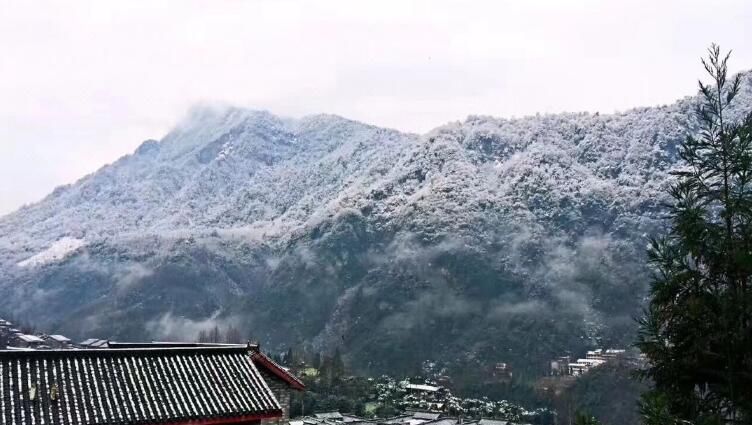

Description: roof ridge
[0,345,250,358]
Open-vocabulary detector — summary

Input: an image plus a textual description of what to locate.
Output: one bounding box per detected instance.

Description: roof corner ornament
[247,341,260,352]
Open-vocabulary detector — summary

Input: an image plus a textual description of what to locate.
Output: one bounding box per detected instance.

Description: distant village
[0,318,77,349]
[549,348,628,377]
[293,410,530,425]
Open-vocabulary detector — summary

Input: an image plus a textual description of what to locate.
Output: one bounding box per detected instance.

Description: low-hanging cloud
[114,263,154,291]
[145,311,242,342]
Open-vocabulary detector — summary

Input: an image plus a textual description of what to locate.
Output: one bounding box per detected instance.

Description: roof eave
[251,351,306,390]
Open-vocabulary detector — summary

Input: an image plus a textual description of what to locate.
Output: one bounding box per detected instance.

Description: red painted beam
[251,351,306,390]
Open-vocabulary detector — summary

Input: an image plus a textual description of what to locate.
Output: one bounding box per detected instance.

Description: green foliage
[568,362,648,425]
[574,411,601,425]
[637,44,752,424]
[638,392,682,425]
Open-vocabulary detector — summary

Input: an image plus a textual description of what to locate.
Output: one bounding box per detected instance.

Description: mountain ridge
[2,72,752,378]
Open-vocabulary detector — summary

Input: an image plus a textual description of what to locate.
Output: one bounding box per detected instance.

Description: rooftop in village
[290,411,531,425]
[404,383,441,392]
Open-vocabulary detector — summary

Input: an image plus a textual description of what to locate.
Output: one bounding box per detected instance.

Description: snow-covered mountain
[2,73,751,375]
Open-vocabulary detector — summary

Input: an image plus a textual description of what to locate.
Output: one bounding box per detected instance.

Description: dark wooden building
[0,345,297,425]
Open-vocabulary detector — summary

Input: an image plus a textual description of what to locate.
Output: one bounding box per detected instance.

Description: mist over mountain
[2,73,751,377]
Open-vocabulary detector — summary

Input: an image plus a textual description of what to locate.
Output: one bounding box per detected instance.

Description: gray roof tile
[0,346,282,425]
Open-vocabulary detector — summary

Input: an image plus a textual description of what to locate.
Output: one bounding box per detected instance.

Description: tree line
[195,325,244,344]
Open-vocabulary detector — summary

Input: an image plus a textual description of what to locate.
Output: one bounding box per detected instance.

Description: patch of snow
[17,237,85,268]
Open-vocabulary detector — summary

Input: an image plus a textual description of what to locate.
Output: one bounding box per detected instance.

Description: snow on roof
[314,412,344,420]
[411,412,441,420]
[577,358,605,365]
[478,419,509,425]
[79,338,109,347]
[18,334,44,343]
[3,346,36,351]
[381,415,412,424]
[0,346,282,425]
[405,384,440,392]
[47,334,71,342]
[423,419,456,425]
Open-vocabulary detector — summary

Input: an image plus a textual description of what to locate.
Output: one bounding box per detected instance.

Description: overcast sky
[1,0,751,216]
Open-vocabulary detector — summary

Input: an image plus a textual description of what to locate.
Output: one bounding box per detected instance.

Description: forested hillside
[1,72,751,378]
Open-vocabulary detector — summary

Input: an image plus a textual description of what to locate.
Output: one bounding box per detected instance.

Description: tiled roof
[423,419,460,425]
[381,415,413,424]
[314,412,345,419]
[106,341,306,390]
[477,419,509,425]
[410,412,441,420]
[0,346,282,425]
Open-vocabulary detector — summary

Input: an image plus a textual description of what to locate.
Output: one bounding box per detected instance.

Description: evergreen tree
[196,329,209,343]
[313,351,322,370]
[332,347,345,378]
[286,347,295,366]
[209,325,222,344]
[637,44,752,424]
[225,325,243,344]
[573,412,601,425]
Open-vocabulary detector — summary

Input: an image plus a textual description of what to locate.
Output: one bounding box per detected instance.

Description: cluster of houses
[549,348,626,377]
[292,411,528,425]
[489,362,513,382]
[402,383,448,412]
[0,319,73,349]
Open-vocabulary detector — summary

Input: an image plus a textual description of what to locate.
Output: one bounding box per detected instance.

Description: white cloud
[145,311,240,341]
[0,0,750,215]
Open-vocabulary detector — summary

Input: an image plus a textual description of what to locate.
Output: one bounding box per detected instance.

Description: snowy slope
[1,73,751,375]
[0,107,415,267]
[17,237,85,268]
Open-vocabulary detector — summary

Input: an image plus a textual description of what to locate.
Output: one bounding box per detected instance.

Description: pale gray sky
[1,0,751,216]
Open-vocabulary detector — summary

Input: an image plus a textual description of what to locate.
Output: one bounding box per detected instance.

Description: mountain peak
[2,77,752,377]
